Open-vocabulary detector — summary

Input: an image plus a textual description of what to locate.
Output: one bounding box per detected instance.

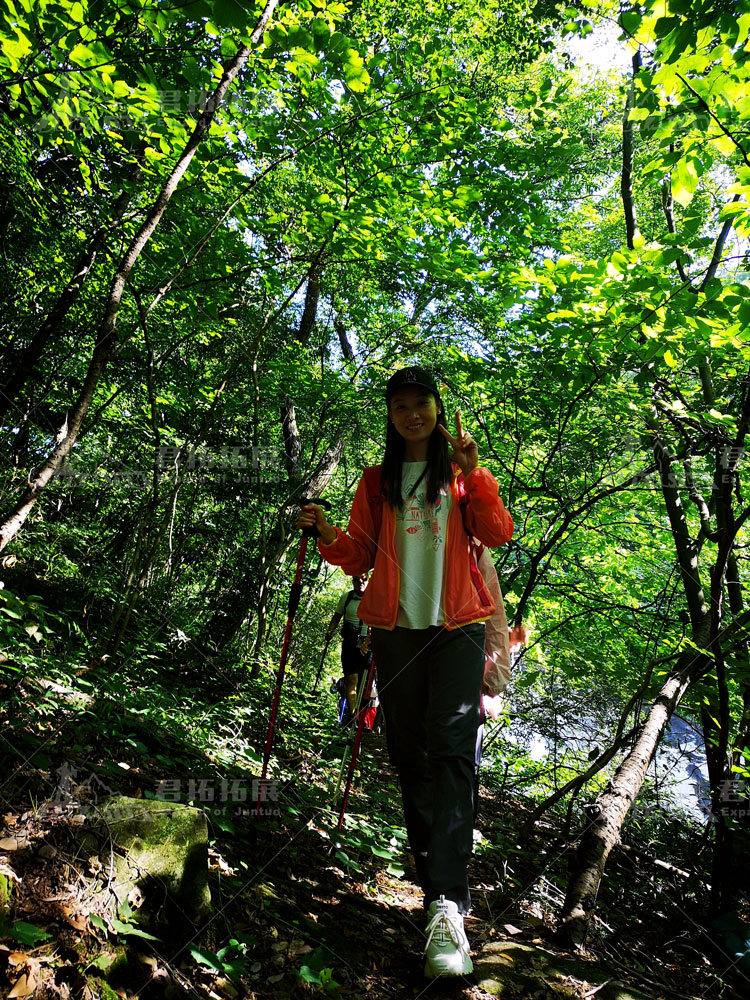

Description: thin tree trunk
[621,49,641,251]
[248,436,345,677]
[660,144,689,284]
[557,655,705,945]
[557,407,713,944]
[0,159,143,425]
[335,315,354,360]
[296,260,322,345]
[0,0,279,551]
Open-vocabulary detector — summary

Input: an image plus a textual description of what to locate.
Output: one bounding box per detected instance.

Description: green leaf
[370,844,393,858]
[672,157,700,208]
[10,921,52,946]
[112,918,159,940]
[654,16,680,38]
[190,945,223,971]
[619,9,642,35]
[214,0,249,29]
[221,36,238,59]
[299,965,322,985]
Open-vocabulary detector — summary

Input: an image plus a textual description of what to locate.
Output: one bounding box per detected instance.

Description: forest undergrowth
[0,567,746,1000]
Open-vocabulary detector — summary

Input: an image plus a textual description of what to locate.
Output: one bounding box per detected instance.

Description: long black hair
[379,391,453,511]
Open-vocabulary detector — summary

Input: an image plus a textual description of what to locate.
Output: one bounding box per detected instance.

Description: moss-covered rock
[81,796,211,933]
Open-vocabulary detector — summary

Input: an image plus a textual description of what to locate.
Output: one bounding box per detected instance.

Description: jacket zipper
[391,502,400,629]
[442,471,457,629]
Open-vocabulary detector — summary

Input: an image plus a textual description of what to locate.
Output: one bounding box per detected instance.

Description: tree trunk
[0,0,279,551]
[557,658,704,946]
[620,49,641,251]
[296,260,322,345]
[335,315,354,360]
[248,436,345,677]
[281,396,302,482]
[0,158,143,425]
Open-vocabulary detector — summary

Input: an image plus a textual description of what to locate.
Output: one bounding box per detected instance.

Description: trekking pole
[332,667,369,807]
[310,639,332,696]
[336,659,376,829]
[256,496,331,816]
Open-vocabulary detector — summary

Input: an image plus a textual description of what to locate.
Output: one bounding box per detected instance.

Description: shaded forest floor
[1,652,748,1000]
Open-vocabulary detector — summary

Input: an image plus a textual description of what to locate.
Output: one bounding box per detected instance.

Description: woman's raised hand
[438,410,478,476]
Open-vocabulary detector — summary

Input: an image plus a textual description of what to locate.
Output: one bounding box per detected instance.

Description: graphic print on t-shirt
[397,484,446,551]
[395,461,452,628]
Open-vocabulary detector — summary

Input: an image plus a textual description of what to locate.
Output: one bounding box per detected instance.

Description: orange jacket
[318,463,514,630]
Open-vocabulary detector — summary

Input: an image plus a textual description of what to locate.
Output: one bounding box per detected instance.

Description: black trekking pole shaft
[337,659,376,829]
[311,639,331,695]
[256,497,330,816]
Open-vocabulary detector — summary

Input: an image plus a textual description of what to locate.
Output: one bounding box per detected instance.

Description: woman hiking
[297,365,514,978]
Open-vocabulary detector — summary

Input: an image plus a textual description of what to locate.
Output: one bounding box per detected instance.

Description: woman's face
[388,387,442,448]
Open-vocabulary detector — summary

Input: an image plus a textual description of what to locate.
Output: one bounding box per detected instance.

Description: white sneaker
[423,895,473,977]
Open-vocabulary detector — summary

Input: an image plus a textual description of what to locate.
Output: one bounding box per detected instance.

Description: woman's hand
[438,410,478,476]
[297,503,337,545]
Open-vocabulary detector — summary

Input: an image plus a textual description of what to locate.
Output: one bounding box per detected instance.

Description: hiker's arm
[325,613,342,642]
[462,468,514,547]
[308,476,377,575]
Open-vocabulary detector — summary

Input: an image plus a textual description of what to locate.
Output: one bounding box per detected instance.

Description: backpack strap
[363,466,384,548]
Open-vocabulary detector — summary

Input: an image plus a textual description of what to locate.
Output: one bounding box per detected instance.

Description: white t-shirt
[394,461,452,628]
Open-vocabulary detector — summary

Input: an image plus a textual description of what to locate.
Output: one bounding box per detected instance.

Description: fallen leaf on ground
[8,970,37,998]
[61,903,88,931]
[0,837,28,851]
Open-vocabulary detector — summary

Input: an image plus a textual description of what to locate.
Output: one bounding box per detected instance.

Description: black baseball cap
[385,366,440,402]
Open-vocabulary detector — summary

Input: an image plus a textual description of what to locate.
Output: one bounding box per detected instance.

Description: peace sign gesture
[438,410,479,477]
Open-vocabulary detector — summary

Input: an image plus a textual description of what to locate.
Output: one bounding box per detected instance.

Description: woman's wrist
[319,524,338,546]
